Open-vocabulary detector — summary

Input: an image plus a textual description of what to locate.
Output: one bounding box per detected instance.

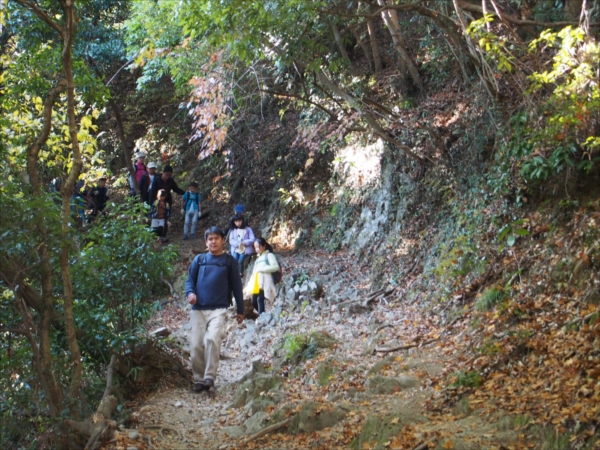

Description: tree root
[142,424,183,439]
[375,337,440,353]
[242,418,291,444]
[67,355,119,449]
[161,277,179,300]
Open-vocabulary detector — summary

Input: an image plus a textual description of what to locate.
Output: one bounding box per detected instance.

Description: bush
[475,286,506,311]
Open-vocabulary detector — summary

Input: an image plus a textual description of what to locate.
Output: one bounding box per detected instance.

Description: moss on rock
[231,373,285,408]
[365,375,419,394]
[287,401,349,434]
[350,411,427,450]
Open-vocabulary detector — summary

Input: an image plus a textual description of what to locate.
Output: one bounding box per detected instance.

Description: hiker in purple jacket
[228,214,255,277]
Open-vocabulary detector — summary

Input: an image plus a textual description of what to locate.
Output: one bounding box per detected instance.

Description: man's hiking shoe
[183,235,188,240]
[192,378,214,392]
[192,381,206,392]
[191,234,196,239]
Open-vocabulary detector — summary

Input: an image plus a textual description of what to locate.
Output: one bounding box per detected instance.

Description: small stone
[127,430,140,440]
[286,288,297,302]
[126,447,139,450]
[223,425,246,438]
[175,401,183,408]
[149,327,171,337]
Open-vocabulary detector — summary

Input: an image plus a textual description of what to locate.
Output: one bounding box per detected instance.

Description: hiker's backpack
[270,253,283,285]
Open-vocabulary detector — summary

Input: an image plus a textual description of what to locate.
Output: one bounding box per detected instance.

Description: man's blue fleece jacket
[185,253,244,315]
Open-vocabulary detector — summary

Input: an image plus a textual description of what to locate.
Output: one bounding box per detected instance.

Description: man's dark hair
[204,226,225,240]
[98,177,107,182]
[164,165,173,173]
[189,181,198,188]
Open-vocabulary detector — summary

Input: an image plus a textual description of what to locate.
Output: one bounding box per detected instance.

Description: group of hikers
[129,151,191,243]
[54,151,282,392]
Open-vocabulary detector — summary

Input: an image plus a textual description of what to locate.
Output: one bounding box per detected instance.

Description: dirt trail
[108,248,528,450]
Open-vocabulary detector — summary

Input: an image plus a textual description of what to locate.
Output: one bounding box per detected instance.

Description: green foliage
[511,27,599,182]
[448,370,483,389]
[281,332,319,364]
[475,286,507,312]
[72,198,177,354]
[317,364,334,387]
[468,15,515,73]
[434,235,480,280]
[537,426,572,450]
[498,219,530,251]
[498,414,531,431]
[283,333,309,362]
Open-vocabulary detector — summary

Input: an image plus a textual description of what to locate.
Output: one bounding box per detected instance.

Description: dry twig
[375,337,440,353]
[242,418,291,444]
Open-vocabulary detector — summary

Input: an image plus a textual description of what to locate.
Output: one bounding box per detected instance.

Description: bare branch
[457,0,600,28]
[260,88,337,120]
[317,70,426,163]
[11,0,65,37]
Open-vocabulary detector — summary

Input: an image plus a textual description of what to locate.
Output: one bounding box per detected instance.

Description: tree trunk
[109,98,139,193]
[330,21,354,71]
[365,5,383,72]
[23,77,66,419]
[564,0,583,20]
[377,0,423,90]
[58,0,84,417]
[349,25,373,72]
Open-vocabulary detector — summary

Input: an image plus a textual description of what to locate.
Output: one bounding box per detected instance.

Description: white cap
[147,162,157,169]
[134,151,146,159]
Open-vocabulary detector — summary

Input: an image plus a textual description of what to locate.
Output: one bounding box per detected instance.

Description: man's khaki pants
[190,308,228,383]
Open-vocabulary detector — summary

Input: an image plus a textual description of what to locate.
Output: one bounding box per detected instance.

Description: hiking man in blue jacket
[185,226,244,392]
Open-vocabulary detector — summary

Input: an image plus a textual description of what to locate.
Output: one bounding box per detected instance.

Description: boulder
[286,288,298,303]
[231,373,285,408]
[367,356,396,375]
[272,306,282,325]
[346,302,369,316]
[365,375,419,394]
[245,397,276,414]
[223,426,246,439]
[244,411,269,435]
[288,401,349,434]
[316,357,337,386]
[256,312,275,328]
[245,321,257,346]
[350,410,428,450]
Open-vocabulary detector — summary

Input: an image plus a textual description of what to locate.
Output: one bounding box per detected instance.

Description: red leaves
[186,54,231,160]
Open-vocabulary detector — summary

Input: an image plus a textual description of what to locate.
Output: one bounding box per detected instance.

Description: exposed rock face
[230,373,285,408]
[287,401,349,434]
[350,410,428,450]
[365,375,420,394]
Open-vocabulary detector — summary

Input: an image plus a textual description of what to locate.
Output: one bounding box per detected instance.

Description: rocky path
[107,249,531,450]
